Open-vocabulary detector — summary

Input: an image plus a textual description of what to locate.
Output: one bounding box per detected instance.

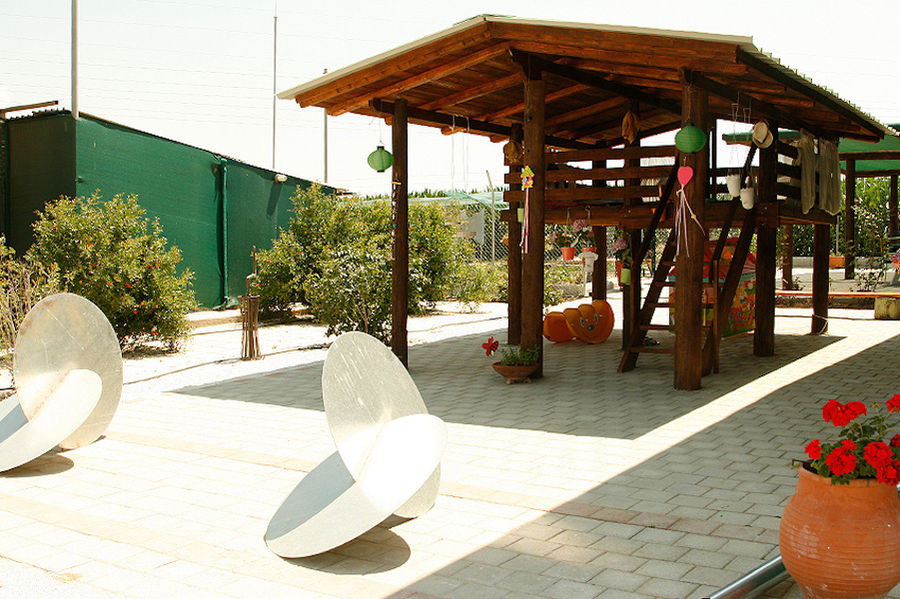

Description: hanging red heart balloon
[677,166,694,187]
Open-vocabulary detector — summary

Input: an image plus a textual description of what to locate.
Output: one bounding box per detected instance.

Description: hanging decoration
[674,166,705,257]
[367,145,393,172]
[675,125,706,154]
[520,165,534,253]
[621,111,640,144]
[751,120,774,148]
[482,336,499,356]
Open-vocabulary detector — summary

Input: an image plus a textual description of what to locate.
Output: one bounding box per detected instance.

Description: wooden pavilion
[278,16,893,390]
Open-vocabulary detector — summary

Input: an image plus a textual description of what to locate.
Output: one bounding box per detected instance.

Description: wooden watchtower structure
[278,16,892,390]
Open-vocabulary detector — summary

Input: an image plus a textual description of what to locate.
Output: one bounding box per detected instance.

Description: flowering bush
[28,193,196,350]
[803,394,900,485]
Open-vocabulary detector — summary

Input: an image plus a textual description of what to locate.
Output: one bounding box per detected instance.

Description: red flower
[886,393,900,413]
[825,446,857,476]
[875,461,900,486]
[805,440,821,460]
[863,441,893,469]
[482,337,498,356]
[822,399,864,427]
[840,439,856,451]
[845,401,867,418]
[891,434,900,448]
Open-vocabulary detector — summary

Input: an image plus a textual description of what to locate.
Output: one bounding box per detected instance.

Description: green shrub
[256,186,475,331]
[303,237,392,341]
[449,261,507,309]
[28,193,196,349]
[0,237,59,360]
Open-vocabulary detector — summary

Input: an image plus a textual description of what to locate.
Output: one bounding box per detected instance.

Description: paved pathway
[1,296,899,598]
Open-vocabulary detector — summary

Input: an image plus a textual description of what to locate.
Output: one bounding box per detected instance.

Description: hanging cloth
[797,130,817,214]
[817,139,841,215]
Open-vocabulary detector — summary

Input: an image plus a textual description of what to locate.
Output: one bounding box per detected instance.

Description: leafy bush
[303,237,392,341]
[256,186,475,331]
[449,261,507,309]
[0,238,59,361]
[28,193,196,349]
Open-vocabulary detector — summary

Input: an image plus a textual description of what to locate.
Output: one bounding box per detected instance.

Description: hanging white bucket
[740,187,755,210]
[726,173,742,198]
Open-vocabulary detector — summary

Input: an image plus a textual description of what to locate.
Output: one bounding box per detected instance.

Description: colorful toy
[542,312,574,342]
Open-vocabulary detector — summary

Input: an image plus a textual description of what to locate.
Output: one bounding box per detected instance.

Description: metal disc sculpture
[0,293,122,472]
[265,332,447,558]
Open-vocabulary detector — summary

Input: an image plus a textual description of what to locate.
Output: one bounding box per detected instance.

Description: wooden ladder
[618,164,680,372]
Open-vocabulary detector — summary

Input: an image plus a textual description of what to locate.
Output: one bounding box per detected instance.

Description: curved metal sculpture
[265,332,447,558]
[0,293,122,472]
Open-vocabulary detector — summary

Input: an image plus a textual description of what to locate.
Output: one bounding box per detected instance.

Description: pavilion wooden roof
[278,16,891,147]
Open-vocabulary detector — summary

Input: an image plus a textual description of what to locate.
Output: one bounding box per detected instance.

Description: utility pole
[323,68,328,184]
[271,1,277,169]
[72,0,79,119]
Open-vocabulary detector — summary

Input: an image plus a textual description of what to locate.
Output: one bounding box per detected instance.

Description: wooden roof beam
[474,82,590,122]
[508,40,749,75]
[509,49,682,117]
[292,25,491,107]
[681,69,831,139]
[369,98,593,149]
[545,96,626,128]
[418,72,521,111]
[735,47,884,140]
[328,43,512,116]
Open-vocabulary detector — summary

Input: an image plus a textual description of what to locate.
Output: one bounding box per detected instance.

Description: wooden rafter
[509,50,682,117]
[545,96,626,128]
[369,98,593,149]
[735,47,884,139]
[474,83,589,122]
[328,43,513,116]
[418,73,521,111]
[682,69,829,139]
[293,26,491,107]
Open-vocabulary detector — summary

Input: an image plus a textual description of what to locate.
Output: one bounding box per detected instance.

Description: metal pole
[323,68,328,184]
[486,170,495,262]
[271,2,277,170]
[703,556,789,599]
[71,0,78,119]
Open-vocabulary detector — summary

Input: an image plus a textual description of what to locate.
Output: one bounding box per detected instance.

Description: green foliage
[0,238,59,360]
[28,193,196,349]
[499,345,540,366]
[303,237,392,342]
[448,260,507,310]
[256,185,476,334]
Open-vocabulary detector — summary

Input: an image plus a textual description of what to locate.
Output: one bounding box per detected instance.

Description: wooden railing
[503,145,678,204]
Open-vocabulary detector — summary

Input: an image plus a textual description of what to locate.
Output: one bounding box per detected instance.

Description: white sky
[2,0,899,195]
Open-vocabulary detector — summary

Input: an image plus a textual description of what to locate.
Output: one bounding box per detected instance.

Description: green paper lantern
[675,125,706,153]
[367,145,393,172]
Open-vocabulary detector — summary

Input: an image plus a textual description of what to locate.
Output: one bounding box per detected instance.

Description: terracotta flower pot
[829,255,845,268]
[492,362,538,384]
[779,466,900,599]
[560,246,576,261]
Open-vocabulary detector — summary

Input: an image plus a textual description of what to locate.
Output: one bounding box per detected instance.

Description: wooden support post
[890,175,898,239]
[390,98,409,366]
[844,159,856,280]
[622,104,641,351]
[521,66,546,377]
[591,156,607,301]
[782,225,794,289]
[754,124,778,357]
[812,224,829,334]
[673,82,708,390]
[506,123,523,345]
[592,226,607,300]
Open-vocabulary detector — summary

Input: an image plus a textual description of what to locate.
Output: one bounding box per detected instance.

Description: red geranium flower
[804,440,821,460]
[845,401,867,418]
[887,393,900,413]
[863,441,893,469]
[822,399,865,427]
[875,461,900,486]
[890,434,900,448]
[825,446,857,476]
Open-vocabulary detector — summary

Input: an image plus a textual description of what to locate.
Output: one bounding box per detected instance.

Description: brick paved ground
[1,297,898,598]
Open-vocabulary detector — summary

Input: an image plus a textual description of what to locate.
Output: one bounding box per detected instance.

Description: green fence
[3,111,324,307]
